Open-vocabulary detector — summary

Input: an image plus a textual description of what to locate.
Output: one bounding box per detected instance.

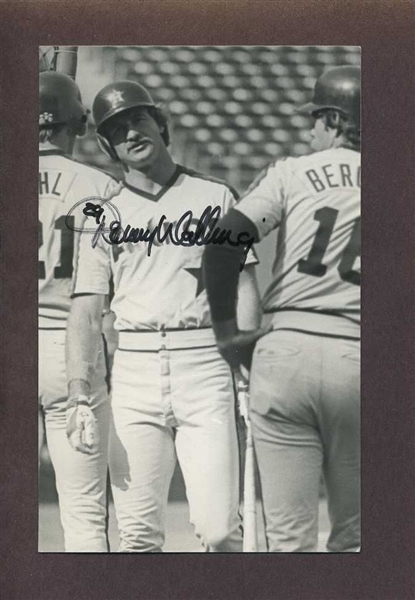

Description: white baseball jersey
[39,149,119,328]
[236,147,360,338]
[73,165,257,331]
[39,149,118,552]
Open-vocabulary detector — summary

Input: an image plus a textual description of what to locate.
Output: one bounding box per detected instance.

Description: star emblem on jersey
[184,267,205,298]
[39,112,54,125]
[106,90,124,106]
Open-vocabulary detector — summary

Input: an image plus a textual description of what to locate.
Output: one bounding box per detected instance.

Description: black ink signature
[83,202,104,225]
[65,197,121,233]
[66,199,254,271]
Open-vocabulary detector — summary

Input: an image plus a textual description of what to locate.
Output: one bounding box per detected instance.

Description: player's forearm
[203,208,259,329]
[66,294,105,398]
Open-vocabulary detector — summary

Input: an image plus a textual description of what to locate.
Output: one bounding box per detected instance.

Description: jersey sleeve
[72,228,111,296]
[234,159,287,241]
[222,186,259,266]
[222,185,239,210]
[70,172,120,296]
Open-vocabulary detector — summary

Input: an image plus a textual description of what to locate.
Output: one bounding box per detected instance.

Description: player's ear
[152,106,170,146]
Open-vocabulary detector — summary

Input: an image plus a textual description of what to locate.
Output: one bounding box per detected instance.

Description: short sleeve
[222,185,259,266]
[221,185,239,212]
[72,228,112,296]
[234,160,288,241]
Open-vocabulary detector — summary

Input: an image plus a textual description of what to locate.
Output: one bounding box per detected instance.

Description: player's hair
[323,109,361,149]
[39,124,65,143]
[102,105,170,149]
[148,106,170,147]
[39,120,82,144]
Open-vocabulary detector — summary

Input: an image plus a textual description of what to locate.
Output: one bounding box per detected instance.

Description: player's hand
[66,396,96,454]
[215,324,272,372]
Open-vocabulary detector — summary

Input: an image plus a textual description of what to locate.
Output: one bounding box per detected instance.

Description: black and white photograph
[2,0,415,597]
[38,44,361,554]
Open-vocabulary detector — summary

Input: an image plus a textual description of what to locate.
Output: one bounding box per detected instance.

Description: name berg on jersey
[83,202,253,269]
[305,162,361,194]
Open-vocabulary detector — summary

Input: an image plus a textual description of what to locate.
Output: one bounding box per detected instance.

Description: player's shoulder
[290,147,361,170]
[63,154,122,200]
[178,165,239,199]
[40,150,118,184]
[66,155,119,184]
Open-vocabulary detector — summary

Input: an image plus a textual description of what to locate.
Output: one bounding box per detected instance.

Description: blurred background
[77,45,360,292]
[74,45,360,189]
[39,45,360,551]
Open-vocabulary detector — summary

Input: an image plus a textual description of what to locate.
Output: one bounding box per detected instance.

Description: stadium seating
[76,45,360,191]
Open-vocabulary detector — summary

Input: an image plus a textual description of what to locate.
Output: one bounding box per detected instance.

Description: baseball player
[65,81,261,552]
[39,71,119,551]
[204,66,361,552]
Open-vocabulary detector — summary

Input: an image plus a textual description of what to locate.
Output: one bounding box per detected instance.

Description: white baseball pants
[249,329,360,552]
[109,329,243,552]
[39,328,110,552]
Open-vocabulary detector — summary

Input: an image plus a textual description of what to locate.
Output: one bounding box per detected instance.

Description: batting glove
[66,396,96,454]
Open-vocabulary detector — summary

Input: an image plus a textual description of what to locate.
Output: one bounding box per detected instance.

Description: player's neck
[39,134,75,156]
[123,154,177,194]
[332,134,349,150]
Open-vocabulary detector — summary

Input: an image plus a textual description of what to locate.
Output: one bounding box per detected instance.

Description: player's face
[310,111,335,151]
[105,108,164,169]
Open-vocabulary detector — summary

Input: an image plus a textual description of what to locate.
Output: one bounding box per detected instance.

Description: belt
[267,309,360,339]
[118,328,217,351]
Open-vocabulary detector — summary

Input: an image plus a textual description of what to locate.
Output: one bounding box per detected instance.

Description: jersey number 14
[298,207,360,286]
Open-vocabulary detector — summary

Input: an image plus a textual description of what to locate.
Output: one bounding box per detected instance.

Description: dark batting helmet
[92,81,169,160]
[39,71,88,136]
[299,65,361,127]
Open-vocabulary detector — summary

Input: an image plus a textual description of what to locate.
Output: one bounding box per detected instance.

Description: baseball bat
[237,380,258,552]
[55,46,79,79]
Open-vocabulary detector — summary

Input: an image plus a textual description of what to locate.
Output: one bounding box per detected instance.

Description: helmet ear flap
[96,132,118,161]
[325,109,342,131]
[74,110,88,137]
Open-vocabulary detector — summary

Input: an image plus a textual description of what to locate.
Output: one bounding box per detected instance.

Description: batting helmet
[39,71,88,136]
[93,81,162,160]
[299,66,361,126]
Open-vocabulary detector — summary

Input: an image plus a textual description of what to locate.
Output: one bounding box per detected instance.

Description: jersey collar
[122,164,184,202]
[39,148,69,157]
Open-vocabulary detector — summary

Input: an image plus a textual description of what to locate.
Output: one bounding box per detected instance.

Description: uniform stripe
[117,344,218,353]
[38,310,67,319]
[269,327,360,341]
[39,149,68,157]
[119,326,213,332]
[265,306,360,323]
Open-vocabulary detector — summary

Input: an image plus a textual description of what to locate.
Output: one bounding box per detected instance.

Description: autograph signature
[66,199,254,270]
